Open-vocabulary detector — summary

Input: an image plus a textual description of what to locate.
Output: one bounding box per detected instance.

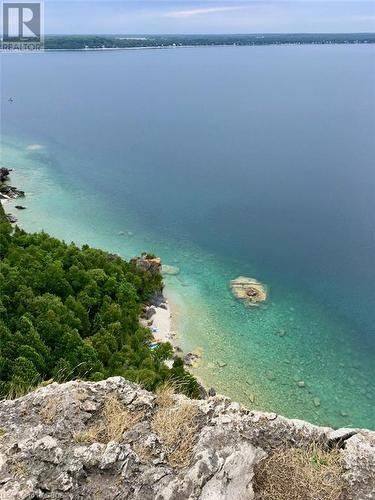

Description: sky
[44,0,375,35]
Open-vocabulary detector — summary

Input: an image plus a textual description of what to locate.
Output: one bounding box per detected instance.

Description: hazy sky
[45,1,375,34]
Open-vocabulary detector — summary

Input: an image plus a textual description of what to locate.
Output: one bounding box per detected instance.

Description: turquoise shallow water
[1,45,375,429]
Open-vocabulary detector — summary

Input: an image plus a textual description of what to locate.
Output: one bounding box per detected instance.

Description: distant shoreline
[2,33,373,54]
[43,41,375,53]
[2,40,371,56]
[27,33,375,52]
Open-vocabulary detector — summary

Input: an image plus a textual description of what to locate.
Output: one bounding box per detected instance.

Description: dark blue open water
[1,44,374,428]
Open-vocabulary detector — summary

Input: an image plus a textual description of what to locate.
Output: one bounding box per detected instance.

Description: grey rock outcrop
[0,167,11,182]
[0,377,374,499]
[131,254,162,274]
[0,184,25,199]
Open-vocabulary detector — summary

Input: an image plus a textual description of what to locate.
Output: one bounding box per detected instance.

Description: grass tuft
[102,394,144,442]
[11,461,30,479]
[40,397,58,423]
[72,394,144,445]
[133,441,154,464]
[151,400,199,468]
[253,443,345,500]
[73,427,100,444]
[5,376,41,400]
[155,382,177,408]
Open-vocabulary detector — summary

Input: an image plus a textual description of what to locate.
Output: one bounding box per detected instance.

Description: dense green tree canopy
[0,220,200,398]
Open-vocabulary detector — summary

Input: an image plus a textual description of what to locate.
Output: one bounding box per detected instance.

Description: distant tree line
[44,33,375,51]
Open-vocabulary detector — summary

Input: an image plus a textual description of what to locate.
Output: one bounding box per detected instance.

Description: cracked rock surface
[0,377,374,499]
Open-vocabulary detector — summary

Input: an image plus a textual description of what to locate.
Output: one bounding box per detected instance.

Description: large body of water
[1,45,374,429]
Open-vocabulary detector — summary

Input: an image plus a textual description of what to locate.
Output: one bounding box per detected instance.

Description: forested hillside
[0,215,199,398]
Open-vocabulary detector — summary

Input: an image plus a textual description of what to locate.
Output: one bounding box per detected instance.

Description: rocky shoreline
[0,167,26,224]
[133,255,182,351]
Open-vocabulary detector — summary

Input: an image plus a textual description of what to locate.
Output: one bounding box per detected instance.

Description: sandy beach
[150,301,176,345]
[140,291,181,351]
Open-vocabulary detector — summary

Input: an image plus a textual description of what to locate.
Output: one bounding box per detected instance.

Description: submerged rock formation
[0,377,374,499]
[230,276,268,305]
[161,265,180,276]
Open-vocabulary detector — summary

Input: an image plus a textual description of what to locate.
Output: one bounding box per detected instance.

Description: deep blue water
[1,45,375,428]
